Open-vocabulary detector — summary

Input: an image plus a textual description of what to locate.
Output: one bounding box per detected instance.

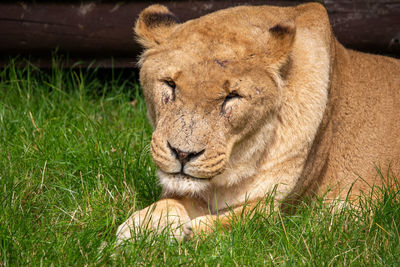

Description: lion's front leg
[190,201,264,236]
[116,198,206,243]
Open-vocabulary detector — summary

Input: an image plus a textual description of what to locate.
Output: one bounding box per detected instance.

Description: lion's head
[135,5,298,197]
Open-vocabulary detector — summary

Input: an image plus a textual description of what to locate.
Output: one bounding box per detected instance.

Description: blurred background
[0,0,399,68]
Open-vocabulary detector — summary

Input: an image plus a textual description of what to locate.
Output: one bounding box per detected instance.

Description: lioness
[117,3,400,242]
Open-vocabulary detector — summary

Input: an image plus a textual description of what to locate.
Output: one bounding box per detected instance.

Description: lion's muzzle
[150,135,227,180]
[167,141,205,172]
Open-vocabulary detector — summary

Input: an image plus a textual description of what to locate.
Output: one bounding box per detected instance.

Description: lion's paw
[116,203,192,244]
[115,214,140,244]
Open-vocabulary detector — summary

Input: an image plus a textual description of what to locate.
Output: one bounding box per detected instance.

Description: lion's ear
[268,21,296,66]
[134,5,180,49]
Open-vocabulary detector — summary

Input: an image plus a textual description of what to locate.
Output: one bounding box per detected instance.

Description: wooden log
[0,1,399,67]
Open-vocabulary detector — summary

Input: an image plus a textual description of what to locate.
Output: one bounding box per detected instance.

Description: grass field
[0,61,399,266]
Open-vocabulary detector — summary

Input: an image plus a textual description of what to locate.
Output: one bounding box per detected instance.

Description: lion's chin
[157,170,212,197]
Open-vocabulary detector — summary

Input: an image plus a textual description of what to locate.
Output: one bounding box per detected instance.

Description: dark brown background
[0,0,399,67]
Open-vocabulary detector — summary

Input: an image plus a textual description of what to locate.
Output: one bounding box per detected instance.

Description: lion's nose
[167,142,205,167]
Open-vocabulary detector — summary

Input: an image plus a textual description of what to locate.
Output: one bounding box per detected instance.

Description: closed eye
[161,78,176,102]
[224,91,241,102]
[221,91,242,114]
[163,79,176,89]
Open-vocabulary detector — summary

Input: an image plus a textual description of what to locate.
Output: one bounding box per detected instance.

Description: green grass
[0,61,399,266]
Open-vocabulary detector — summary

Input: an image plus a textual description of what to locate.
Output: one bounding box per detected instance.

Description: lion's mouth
[160,170,213,181]
[171,172,213,181]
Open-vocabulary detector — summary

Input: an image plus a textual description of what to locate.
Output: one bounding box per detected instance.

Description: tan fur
[116,3,400,242]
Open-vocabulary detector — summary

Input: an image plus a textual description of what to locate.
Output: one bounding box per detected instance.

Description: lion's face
[136,5,296,196]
